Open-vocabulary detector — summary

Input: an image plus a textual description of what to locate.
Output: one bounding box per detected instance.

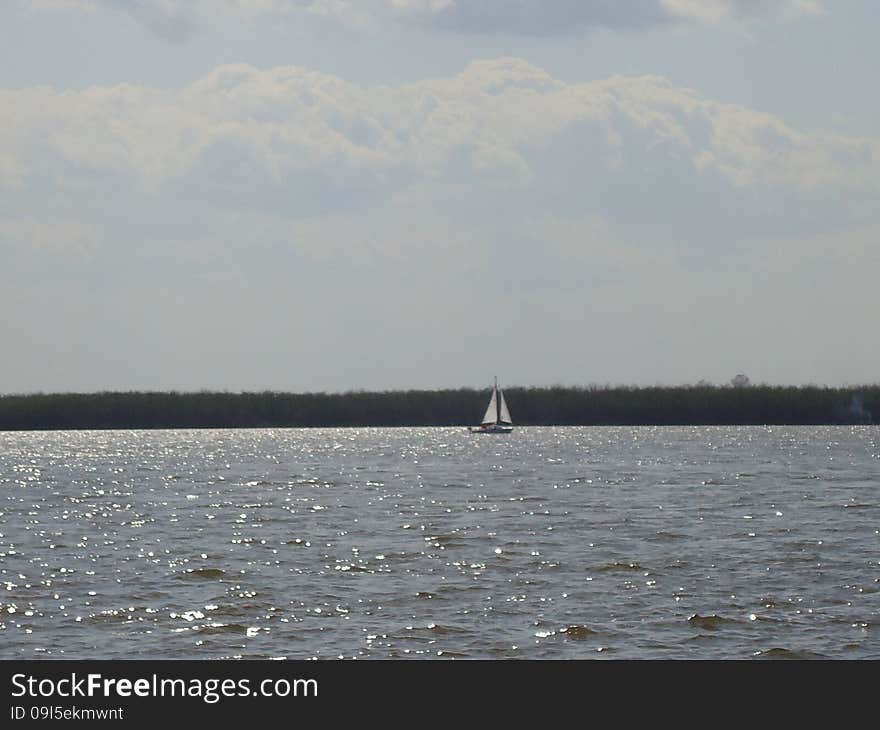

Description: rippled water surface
[1,426,879,659]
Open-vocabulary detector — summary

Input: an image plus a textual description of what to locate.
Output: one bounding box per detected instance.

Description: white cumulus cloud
[0,57,872,216]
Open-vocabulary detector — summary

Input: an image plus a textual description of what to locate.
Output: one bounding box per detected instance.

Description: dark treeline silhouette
[0,384,877,430]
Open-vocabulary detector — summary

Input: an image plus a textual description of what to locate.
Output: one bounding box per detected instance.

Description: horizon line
[3,382,880,398]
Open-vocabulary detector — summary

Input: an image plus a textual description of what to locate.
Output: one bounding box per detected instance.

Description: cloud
[2,53,877,350]
[662,0,822,24]
[20,0,306,41]
[3,57,879,392]
[19,0,823,37]
[391,0,821,35]
[392,0,673,34]
[1,57,873,224]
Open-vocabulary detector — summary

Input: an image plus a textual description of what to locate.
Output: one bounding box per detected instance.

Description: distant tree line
[0,384,877,430]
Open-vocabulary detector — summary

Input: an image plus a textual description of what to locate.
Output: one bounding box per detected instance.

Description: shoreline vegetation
[0,384,877,430]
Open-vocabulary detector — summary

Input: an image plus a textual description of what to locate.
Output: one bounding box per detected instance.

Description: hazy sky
[2,0,878,393]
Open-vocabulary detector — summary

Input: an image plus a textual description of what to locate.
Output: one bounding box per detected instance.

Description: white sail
[498,389,512,424]
[481,388,498,425]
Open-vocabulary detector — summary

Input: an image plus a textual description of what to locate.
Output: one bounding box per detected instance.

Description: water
[1,426,878,659]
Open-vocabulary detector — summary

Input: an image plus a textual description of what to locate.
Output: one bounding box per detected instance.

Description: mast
[494,376,500,425]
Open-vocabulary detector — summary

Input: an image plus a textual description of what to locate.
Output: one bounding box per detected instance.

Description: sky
[1,0,879,394]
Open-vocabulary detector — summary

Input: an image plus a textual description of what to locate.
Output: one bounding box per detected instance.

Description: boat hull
[468,425,513,434]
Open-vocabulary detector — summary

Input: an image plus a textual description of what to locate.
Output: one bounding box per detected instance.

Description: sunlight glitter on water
[1,426,879,658]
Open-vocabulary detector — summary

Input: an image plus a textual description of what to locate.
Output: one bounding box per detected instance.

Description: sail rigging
[497,389,512,424]
[481,388,498,425]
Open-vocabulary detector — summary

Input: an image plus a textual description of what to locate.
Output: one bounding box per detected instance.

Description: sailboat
[469,377,514,433]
